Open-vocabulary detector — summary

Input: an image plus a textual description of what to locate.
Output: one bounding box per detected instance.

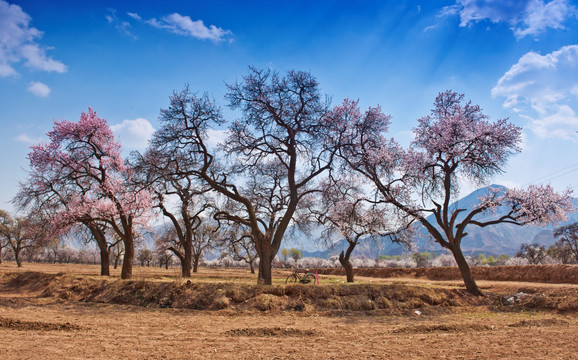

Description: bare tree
[137,248,153,267]
[132,146,212,277]
[219,223,258,274]
[155,244,174,270]
[153,68,340,285]
[548,240,575,264]
[553,222,578,263]
[516,243,548,264]
[0,210,46,267]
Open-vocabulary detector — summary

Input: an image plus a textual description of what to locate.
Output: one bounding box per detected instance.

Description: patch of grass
[0,316,81,331]
[224,327,318,337]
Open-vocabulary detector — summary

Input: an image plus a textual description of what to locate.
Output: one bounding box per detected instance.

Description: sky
[1,0,578,213]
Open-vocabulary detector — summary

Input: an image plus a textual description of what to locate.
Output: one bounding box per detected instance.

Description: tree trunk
[121,236,134,280]
[89,224,110,276]
[249,260,255,274]
[99,249,110,276]
[183,242,192,277]
[0,246,3,264]
[339,250,354,283]
[192,254,200,273]
[15,249,22,267]
[257,239,273,285]
[450,244,483,296]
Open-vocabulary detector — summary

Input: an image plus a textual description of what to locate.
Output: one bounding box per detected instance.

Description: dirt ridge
[314,264,578,284]
[2,271,577,313]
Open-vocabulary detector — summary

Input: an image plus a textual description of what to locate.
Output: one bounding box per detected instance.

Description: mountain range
[285,185,578,259]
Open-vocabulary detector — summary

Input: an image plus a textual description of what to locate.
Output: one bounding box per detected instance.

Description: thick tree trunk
[99,249,110,276]
[257,240,273,285]
[183,243,192,277]
[169,247,188,278]
[339,251,355,283]
[121,236,134,280]
[450,244,483,296]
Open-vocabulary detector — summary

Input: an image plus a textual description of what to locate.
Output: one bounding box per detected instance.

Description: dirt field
[0,262,577,359]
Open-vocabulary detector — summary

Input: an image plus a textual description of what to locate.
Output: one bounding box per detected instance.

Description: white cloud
[106,8,136,40]
[492,45,578,139]
[15,133,43,144]
[127,12,141,21]
[111,118,155,150]
[0,0,67,77]
[442,0,576,39]
[144,13,232,42]
[27,81,50,97]
[206,128,228,148]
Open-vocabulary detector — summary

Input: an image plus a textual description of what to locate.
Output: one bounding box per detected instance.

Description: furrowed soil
[0,262,576,359]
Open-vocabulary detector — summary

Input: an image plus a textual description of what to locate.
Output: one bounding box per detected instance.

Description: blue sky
[1,0,578,213]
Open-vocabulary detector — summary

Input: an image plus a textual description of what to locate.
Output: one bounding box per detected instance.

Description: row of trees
[13,68,573,295]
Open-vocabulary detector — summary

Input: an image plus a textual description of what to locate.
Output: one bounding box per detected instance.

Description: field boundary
[314,264,578,284]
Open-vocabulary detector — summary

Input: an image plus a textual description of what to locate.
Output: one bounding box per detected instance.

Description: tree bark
[256,238,273,285]
[192,254,200,273]
[15,249,22,267]
[450,244,483,296]
[121,236,134,279]
[339,250,355,283]
[183,243,192,277]
[90,226,110,276]
[99,249,110,276]
[249,260,255,274]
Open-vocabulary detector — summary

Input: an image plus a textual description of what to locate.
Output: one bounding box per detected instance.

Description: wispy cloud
[127,12,141,21]
[106,8,137,40]
[15,133,43,144]
[111,117,155,150]
[492,45,578,139]
[27,81,50,97]
[441,0,576,39]
[0,0,67,77]
[134,12,232,42]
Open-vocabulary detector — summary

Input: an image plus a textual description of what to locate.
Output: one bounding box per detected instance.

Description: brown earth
[0,262,576,359]
[315,264,578,284]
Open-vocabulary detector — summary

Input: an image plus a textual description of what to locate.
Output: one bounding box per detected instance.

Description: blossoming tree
[18,109,151,279]
[330,91,573,295]
[311,176,412,282]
